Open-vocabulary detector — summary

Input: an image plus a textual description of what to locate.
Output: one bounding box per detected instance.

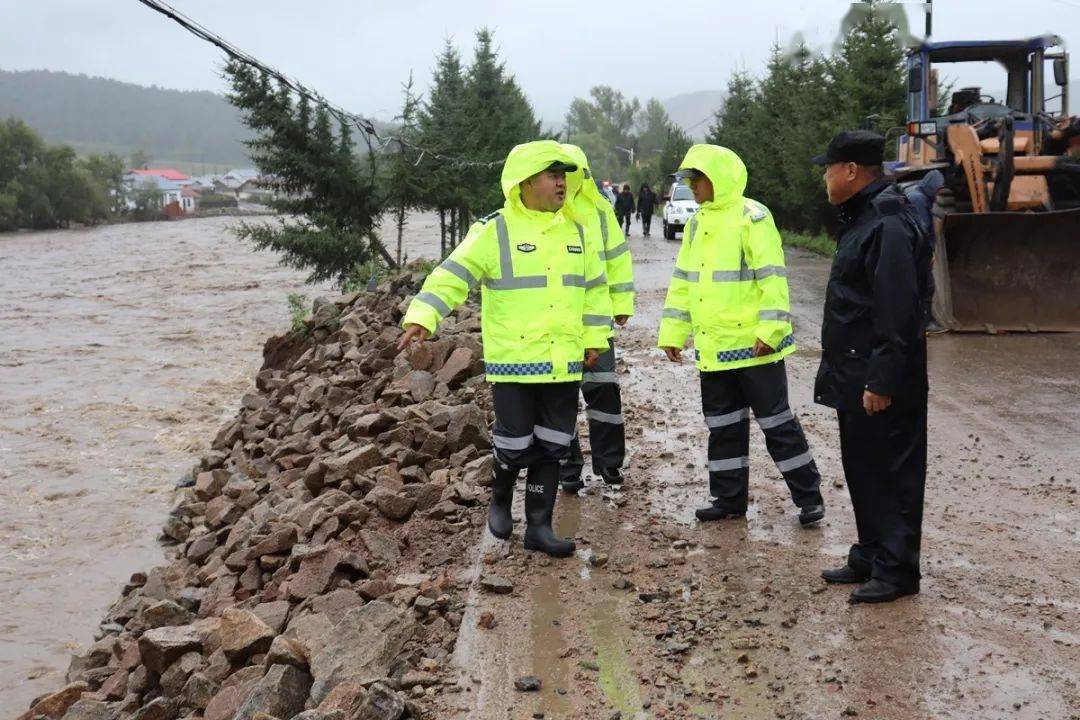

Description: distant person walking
[637,184,657,237]
[614,184,635,235]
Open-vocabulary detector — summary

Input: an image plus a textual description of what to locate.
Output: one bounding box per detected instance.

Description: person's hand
[863,390,892,415]
[661,346,682,363]
[614,315,629,327]
[752,339,775,357]
[584,348,602,368]
[396,323,429,352]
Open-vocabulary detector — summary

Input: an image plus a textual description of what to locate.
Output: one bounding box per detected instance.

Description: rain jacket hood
[680,144,747,210]
[561,143,606,222]
[500,140,577,205]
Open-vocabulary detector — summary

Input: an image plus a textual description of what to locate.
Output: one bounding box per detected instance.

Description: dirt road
[438,227,1080,719]
[0,217,327,711]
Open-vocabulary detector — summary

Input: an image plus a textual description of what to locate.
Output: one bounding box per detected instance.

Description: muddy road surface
[437,227,1079,719]
[0,217,328,711]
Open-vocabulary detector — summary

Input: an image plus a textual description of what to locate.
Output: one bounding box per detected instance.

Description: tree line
[707,9,907,232]
[227,10,909,287]
[0,118,126,231]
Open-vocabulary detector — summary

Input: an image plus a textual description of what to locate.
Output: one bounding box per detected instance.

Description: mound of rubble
[20,270,496,720]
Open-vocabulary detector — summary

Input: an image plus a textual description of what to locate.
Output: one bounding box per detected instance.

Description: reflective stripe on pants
[560,338,626,480]
[700,359,822,512]
[492,381,580,470]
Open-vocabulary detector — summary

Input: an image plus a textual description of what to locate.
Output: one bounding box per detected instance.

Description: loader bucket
[932,208,1080,332]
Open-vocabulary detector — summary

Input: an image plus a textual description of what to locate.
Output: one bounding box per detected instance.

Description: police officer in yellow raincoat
[398,140,612,557]
[657,144,825,526]
[559,143,635,492]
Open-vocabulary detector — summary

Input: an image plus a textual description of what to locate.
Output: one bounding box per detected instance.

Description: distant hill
[0,69,252,165]
[662,90,725,140]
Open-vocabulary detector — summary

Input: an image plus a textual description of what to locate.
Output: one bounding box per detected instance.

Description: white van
[662,182,699,239]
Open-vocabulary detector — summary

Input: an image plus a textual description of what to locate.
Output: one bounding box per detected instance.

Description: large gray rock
[137,625,201,675]
[219,608,276,663]
[202,666,263,720]
[309,601,415,702]
[233,664,313,720]
[355,682,405,720]
[60,699,114,720]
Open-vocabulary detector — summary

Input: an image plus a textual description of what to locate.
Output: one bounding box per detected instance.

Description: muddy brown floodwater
[0,216,332,711]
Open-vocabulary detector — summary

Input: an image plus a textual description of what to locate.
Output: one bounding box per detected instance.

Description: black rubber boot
[695,502,746,522]
[598,467,623,486]
[487,463,517,540]
[560,477,585,494]
[523,463,576,557]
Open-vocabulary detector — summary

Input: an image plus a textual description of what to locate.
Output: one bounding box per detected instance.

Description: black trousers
[491,382,579,470]
[640,212,652,235]
[838,405,927,590]
[561,338,625,479]
[618,213,632,234]
[700,360,823,511]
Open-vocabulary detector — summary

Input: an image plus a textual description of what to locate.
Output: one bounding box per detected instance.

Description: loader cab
[898,35,1070,170]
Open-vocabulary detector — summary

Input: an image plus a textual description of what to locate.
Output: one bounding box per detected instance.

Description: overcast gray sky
[1,0,1077,126]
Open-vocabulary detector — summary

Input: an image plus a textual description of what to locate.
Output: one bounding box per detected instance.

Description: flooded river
[0,216,332,711]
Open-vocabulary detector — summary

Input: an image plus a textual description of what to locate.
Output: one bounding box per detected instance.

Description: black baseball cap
[811,130,885,166]
[544,160,578,173]
[675,168,705,181]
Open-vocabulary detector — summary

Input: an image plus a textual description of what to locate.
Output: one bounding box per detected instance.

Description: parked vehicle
[662,182,699,239]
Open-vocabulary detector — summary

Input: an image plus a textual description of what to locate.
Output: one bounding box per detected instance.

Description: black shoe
[821,564,870,584]
[694,504,746,522]
[798,504,825,527]
[598,467,623,485]
[487,464,517,540]
[523,463,576,557]
[849,578,918,604]
[560,477,585,494]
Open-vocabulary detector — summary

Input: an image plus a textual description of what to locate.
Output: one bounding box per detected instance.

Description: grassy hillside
[0,69,251,166]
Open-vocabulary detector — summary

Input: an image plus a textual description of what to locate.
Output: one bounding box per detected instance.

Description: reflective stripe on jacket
[403,140,612,383]
[657,144,796,372]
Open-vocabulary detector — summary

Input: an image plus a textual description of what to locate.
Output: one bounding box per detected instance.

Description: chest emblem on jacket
[516,243,536,253]
[566,245,582,254]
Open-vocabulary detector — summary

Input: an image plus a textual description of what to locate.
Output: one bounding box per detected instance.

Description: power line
[135,0,504,168]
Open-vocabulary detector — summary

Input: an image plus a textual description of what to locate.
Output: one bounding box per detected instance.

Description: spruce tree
[224,59,394,286]
[460,28,542,218]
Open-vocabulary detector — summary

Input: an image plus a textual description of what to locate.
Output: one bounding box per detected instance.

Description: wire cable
[135,0,504,168]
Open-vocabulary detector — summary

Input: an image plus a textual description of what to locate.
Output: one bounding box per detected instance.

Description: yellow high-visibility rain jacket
[402,140,612,383]
[563,144,635,326]
[657,144,796,372]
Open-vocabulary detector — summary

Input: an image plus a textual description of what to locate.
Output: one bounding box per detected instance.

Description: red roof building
[129,168,191,182]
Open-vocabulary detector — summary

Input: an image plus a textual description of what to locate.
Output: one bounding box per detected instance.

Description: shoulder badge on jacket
[743,199,769,223]
[477,209,502,224]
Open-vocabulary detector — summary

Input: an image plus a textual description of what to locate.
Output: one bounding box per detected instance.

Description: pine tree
[460,28,542,218]
[832,7,907,136]
[417,39,468,254]
[706,70,764,193]
[385,73,424,265]
[224,59,394,286]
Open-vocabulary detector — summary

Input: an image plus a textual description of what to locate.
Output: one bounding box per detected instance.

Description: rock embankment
[20,270,495,720]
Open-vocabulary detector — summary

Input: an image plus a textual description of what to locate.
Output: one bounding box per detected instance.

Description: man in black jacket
[614,184,635,235]
[636,184,657,237]
[811,131,933,604]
